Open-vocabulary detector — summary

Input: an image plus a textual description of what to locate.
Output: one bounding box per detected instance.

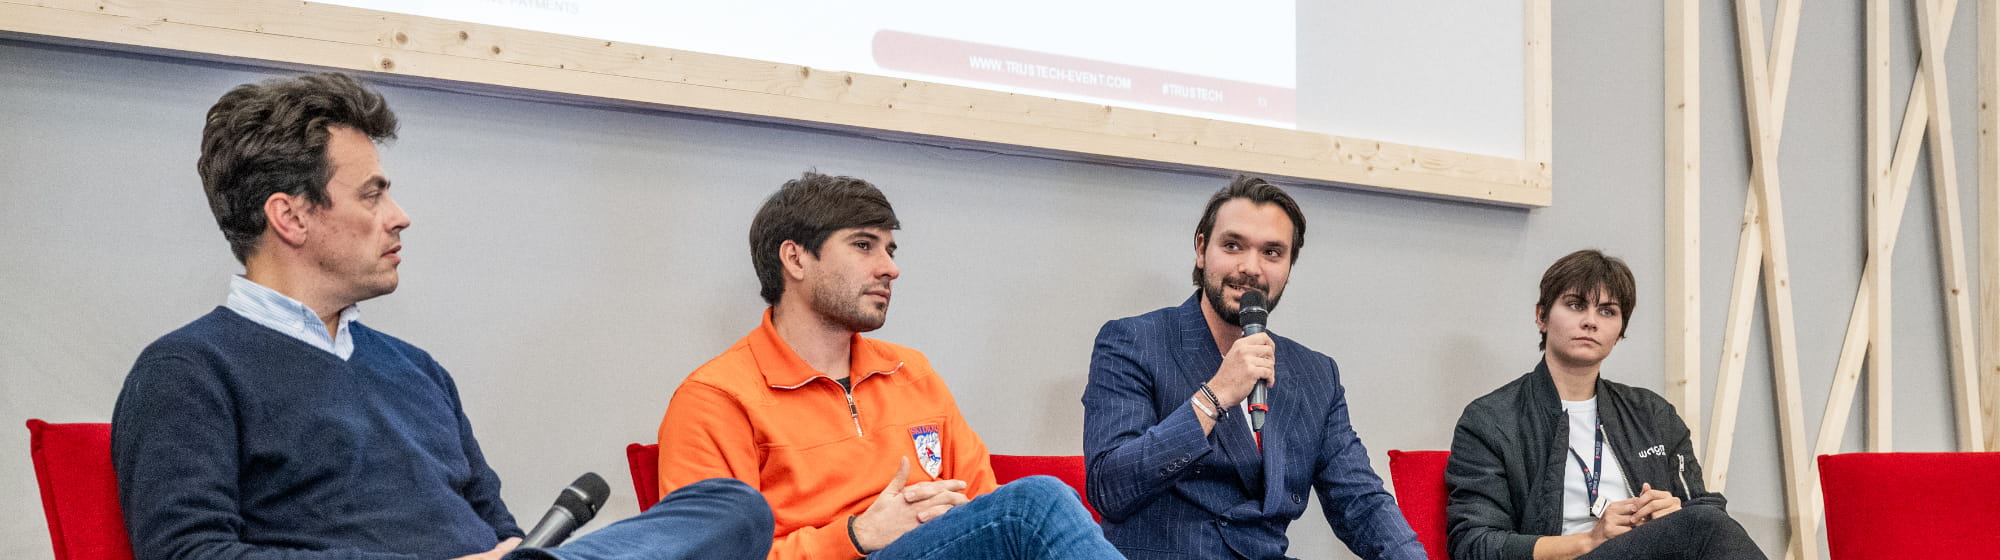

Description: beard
[1200,267,1280,327]
[810,278,888,333]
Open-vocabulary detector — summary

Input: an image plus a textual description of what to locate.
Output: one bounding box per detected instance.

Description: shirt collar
[223,275,360,360]
[748,308,903,389]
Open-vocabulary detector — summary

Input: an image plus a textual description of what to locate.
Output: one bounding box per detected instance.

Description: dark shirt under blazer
[1083,294,1426,560]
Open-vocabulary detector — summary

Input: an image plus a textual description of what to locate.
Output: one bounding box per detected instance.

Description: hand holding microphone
[1205,290,1275,425]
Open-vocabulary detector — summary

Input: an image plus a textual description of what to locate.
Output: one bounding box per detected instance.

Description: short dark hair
[198,72,399,263]
[1191,174,1307,287]
[1536,249,1637,350]
[749,171,901,305]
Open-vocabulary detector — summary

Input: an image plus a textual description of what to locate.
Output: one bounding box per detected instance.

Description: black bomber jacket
[1442,360,1727,560]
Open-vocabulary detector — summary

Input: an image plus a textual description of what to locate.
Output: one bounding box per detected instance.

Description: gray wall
[1,1,1984,558]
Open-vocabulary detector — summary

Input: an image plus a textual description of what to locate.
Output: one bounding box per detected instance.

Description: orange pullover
[658,309,997,560]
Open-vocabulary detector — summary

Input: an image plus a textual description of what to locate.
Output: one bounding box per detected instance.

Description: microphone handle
[520,508,578,549]
[1249,381,1268,433]
[1242,322,1269,433]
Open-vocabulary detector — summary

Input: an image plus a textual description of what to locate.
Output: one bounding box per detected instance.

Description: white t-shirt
[1561,397,1633,535]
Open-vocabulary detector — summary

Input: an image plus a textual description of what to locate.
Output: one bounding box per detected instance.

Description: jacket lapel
[1253,339,1290,513]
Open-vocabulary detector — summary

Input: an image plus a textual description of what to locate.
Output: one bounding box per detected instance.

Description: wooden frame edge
[0,0,1554,207]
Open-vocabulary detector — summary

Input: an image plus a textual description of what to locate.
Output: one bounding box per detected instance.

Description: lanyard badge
[1568,417,1608,517]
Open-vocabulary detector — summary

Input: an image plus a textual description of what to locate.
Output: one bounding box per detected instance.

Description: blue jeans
[505,478,773,560]
[872,476,1123,560]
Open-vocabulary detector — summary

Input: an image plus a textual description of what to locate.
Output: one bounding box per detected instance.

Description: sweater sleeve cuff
[1501,533,1539,560]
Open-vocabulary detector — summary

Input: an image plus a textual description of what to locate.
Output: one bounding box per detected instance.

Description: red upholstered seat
[1387,450,1450,560]
[1819,452,2000,559]
[27,419,137,560]
[625,443,662,511]
[988,454,1099,522]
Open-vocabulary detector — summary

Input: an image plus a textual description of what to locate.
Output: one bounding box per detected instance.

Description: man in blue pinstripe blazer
[1082,175,1426,560]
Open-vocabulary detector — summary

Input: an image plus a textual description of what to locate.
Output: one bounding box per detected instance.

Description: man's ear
[1193,233,1207,270]
[264,192,310,248]
[1533,304,1548,332]
[778,239,811,282]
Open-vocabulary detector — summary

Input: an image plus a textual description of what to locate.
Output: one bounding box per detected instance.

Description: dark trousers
[1579,504,1767,560]
[506,478,774,560]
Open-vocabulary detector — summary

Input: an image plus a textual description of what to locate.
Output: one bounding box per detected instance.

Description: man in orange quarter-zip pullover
[657,171,1121,560]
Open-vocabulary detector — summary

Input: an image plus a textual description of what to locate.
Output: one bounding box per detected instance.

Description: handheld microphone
[519,472,610,549]
[1239,290,1270,434]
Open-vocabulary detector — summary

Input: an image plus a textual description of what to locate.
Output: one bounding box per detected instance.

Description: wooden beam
[1732,0,1815,557]
[1705,200,1762,492]
[1664,0,1702,455]
[1914,0,1985,452]
[0,0,1556,207]
[1803,1,1945,542]
[1983,0,2000,453]
[1705,0,1803,495]
[1869,0,1897,455]
[1823,56,1943,465]
[1525,0,1553,165]
[1794,1,1966,555]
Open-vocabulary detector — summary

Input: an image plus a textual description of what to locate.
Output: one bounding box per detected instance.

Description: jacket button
[1219,520,1230,527]
[1193,466,1204,475]
[1292,493,1303,504]
[1159,468,1170,476]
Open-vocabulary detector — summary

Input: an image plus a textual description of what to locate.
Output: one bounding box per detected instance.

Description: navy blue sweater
[112,308,523,560]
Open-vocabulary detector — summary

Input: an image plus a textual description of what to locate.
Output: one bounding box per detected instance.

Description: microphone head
[553,472,610,525]
[1238,290,1268,331]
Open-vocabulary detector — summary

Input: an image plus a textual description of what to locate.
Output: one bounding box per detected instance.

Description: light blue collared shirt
[223,275,360,360]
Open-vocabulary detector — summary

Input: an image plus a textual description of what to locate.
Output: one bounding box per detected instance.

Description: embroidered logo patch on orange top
[909,424,944,477]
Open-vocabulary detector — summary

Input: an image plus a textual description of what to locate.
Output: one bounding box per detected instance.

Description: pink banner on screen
[872,30,1295,125]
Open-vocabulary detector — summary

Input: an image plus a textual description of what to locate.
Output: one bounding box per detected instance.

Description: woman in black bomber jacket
[1443,250,1765,560]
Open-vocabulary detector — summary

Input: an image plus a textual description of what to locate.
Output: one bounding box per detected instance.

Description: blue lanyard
[1566,416,1606,511]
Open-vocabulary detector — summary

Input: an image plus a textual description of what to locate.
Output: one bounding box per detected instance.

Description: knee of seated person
[669,478,774,530]
[678,477,761,501]
[1667,503,1729,529]
[993,475,1079,505]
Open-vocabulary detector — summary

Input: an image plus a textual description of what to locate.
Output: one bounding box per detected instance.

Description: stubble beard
[811,279,886,333]
[1200,267,1278,327]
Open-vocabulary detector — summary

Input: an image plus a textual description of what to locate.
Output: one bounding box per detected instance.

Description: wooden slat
[1524,0,1553,165]
[1982,0,2000,453]
[1732,0,1815,558]
[1705,0,1804,497]
[1803,2,1945,542]
[1823,55,1942,463]
[0,0,1554,207]
[1663,0,1702,454]
[1914,0,1985,452]
[1870,0,1903,455]
[1866,0,1896,456]
[1704,199,1762,492]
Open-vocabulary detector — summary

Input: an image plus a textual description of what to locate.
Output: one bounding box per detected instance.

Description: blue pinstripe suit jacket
[1082,294,1426,560]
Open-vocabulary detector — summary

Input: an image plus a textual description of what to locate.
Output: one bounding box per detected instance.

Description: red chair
[26,419,136,560]
[1819,452,2000,559]
[1386,450,1450,560]
[989,454,1098,522]
[625,443,662,511]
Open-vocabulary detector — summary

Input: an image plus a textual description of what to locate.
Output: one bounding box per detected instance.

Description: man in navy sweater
[111,72,772,560]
